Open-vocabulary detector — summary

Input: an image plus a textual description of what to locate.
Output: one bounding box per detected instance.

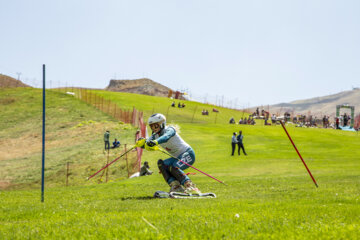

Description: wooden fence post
[191,105,198,123]
[125,144,130,178]
[66,162,70,186]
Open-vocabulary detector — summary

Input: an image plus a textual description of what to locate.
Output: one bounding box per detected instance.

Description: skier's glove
[135,138,146,148]
[145,140,158,151]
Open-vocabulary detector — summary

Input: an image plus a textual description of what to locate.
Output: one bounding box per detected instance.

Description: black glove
[146,140,158,147]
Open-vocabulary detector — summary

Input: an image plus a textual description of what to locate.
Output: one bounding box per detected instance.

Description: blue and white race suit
[148,126,195,185]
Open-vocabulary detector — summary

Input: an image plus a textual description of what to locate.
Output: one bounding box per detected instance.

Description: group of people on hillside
[202,109,209,115]
[322,115,330,128]
[238,116,255,125]
[231,131,247,156]
[103,130,120,150]
[171,102,186,108]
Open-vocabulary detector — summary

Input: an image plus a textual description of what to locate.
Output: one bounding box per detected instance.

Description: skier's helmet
[148,113,166,133]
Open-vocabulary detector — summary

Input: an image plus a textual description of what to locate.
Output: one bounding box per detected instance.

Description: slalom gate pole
[88,146,136,180]
[157,148,227,185]
[41,64,46,202]
[280,121,318,188]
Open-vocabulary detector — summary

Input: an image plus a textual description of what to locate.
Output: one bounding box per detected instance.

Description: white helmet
[148,113,166,132]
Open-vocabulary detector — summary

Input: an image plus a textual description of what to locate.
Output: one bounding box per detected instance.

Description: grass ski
[169,192,216,199]
[153,191,170,198]
[153,191,217,199]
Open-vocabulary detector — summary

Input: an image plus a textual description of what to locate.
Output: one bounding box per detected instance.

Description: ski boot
[184,180,201,195]
[169,180,185,193]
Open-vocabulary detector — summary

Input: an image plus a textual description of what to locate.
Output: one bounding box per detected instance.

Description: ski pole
[156,147,227,185]
[280,120,319,188]
[88,145,136,180]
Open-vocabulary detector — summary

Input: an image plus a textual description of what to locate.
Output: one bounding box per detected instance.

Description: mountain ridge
[266,88,360,116]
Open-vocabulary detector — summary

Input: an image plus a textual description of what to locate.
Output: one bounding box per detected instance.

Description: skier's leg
[157,159,173,184]
[241,144,247,155]
[173,149,200,194]
[159,158,184,192]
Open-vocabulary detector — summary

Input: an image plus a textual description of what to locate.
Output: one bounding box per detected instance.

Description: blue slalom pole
[41,64,46,202]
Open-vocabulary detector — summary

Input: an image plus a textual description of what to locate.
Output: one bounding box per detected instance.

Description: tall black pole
[41,64,46,202]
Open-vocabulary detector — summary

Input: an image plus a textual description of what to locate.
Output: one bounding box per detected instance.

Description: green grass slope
[0,88,139,189]
[1,88,360,239]
[93,90,248,124]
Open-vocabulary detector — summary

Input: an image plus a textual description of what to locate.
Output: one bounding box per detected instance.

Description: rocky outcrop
[105,78,172,97]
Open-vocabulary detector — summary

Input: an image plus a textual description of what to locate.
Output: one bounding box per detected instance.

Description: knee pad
[157,159,164,168]
[157,159,171,182]
[169,166,187,184]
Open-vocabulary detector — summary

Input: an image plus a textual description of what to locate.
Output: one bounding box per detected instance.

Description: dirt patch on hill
[0,181,11,190]
[0,74,30,88]
[0,123,106,162]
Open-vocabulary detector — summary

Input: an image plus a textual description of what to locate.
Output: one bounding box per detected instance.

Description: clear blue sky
[1,0,359,108]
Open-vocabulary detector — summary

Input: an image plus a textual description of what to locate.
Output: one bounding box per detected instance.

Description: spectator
[344,113,348,126]
[231,132,237,156]
[178,102,182,108]
[236,131,247,156]
[336,117,340,129]
[202,109,209,115]
[135,130,141,143]
[182,103,186,108]
[229,117,235,124]
[171,101,175,107]
[271,114,277,124]
[112,138,120,149]
[104,130,110,150]
[140,161,153,176]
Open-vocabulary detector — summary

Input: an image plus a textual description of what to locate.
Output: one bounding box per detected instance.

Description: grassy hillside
[1,88,360,239]
[93,90,249,125]
[0,88,139,189]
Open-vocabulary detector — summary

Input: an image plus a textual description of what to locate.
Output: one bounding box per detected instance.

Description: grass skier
[137,113,200,194]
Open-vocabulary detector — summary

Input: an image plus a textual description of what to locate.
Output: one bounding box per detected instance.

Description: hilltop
[105,78,172,97]
[0,74,30,88]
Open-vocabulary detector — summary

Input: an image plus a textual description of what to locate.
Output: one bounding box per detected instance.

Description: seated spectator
[140,161,153,176]
[182,103,186,108]
[271,114,277,124]
[112,138,120,148]
[178,102,182,108]
[239,118,243,124]
[171,101,175,107]
[229,117,235,124]
[202,109,209,115]
[213,108,219,113]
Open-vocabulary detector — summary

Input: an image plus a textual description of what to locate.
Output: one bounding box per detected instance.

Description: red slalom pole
[280,121,318,188]
[158,148,227,185]
[88,146,135,180]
